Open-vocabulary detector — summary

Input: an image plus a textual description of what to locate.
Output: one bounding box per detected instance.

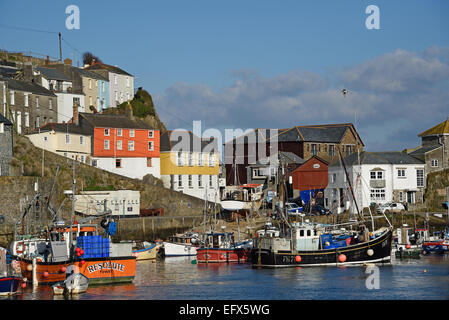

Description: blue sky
[1,0,449,151]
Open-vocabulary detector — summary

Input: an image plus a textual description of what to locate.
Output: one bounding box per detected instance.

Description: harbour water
[3,254,449,300]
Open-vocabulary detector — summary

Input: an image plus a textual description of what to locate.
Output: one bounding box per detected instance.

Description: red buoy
[406,244,411,249]
[338,254,347,263]
[75,247,81,252]
[21,282,27,288]
[80,260,86,265]
[60,266,66,273]
[80,249,84,255]
[295,255,302,263]
[76,252,81,257]
[43,271,49,278]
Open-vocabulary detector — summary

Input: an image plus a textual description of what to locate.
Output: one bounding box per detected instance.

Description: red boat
[196,232,248,263]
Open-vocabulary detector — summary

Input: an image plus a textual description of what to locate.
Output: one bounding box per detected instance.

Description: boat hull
[422,241,449,253]
[251,229,393,267]
[133,244,159,261]
[15,256,136,285]
[196,248,248,263]
[0,276,22,295]
[163,242,197,257]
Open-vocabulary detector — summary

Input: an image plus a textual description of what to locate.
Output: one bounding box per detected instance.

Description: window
[104,128,110,136]
[307,230,311,237]
[399,191,403,202]
[129,129,135,137]
[177,152,184,166]
[188,175,193,188]
[209,175,213,188]
[104,140,110,150]
[147,157,152,167]
[371,171,384,179]
[117,129,122,136]
[35,96,39,109]
[79,136,84,145]
[417,169,424,187]
[114,75,117,85]
[148,141,154,151]
[49,99,52,110]
[10,91,14,105]
[24,93,29,107]
[188,153,194,166]
[209,152,215,166]
[311,144,317,156]
[346,145,352,156]
[148,130,154,138]
[43,136,47,142]
[300,230,304,237]
[89,96,93,106]
[331,173,336,183]
[65,134,70,144]
[198,153,204,166]
[397,169,405,178]
[35,116,39,128]
[89,79,92,89]
[80,155,84,163]
[128,141,134,151]
[92,159,97,167]
[329,145,335,156]
[198,175,203,187]
[178,175,182,188]
[115,91,118,101]
[117,140,122,150]
[370,189,386,201]
[431,159,439,167]
[25,112,29,127]
[115,159,122,168]
[126,76,130,87]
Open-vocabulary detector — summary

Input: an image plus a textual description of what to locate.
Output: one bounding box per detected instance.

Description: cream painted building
[74,190,140,217]
[26,122,92,164]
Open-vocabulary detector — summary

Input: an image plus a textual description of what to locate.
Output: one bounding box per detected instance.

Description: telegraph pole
[59,32,62,62]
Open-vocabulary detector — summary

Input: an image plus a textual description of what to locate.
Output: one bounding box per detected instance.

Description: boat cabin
[291,222,321,251]
[202,232,235,249]
[168,232,199,245]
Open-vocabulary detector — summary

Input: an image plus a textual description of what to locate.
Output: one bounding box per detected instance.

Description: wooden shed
[292,156,329,197]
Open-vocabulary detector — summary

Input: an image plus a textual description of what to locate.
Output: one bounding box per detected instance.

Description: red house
[292,156,328,200]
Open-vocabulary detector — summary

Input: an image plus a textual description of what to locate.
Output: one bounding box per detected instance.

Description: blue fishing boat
[0,247,23,296]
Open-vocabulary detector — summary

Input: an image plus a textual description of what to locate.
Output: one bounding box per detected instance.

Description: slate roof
[36,66,72,82]
[0,66,19,78]
[74,67,109,81]
[419,117,449,136]
[0,112,13,126]
[408,144,442,156]
[250,151,304,166]
[85,62,133,76]
[79,112,152,130]
[3,78,57,97]
[28,122,92,136]
[330,151,424,167]
[224,123,364,146]
[160,130,219,153]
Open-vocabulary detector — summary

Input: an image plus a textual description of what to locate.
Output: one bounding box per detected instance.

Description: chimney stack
[73,100,79,125]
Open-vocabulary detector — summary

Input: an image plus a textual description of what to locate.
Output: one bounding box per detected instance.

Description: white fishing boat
[162,232,199,257]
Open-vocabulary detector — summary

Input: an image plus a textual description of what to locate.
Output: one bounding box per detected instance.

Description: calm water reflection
[3,255,449,300]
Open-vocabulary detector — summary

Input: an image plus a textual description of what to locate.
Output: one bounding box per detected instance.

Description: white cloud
[153,47,449,151]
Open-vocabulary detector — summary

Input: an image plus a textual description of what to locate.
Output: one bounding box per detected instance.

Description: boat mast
[69,159,76,258]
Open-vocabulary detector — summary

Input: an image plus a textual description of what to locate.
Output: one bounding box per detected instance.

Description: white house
[35,66,85,123]
[324,151,425,214]
[74,190,140,217]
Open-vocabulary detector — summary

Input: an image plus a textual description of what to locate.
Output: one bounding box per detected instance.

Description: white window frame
[104,139,110,150]
[198,175,203,188]
[10,91,14,105]
[188,175,193,188]
[370,189,386,201]
[80,136,84,145]
[188,152,194,166]
[198,153,204,166]
[129,129,135,137]
[65,134,70,144]
[128,140,134,151]
[397,169,406,178]
[148,141,154,151]
[417,169,424,187]
[430,159,439,167]
[104,128,110,136]
[24,93,29,107]
[117,140,122,150]
[148,130,154,138]
[117,129,122,136]
[177,152,184,166]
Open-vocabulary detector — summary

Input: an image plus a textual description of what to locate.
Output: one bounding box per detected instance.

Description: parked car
[376,202,406,214]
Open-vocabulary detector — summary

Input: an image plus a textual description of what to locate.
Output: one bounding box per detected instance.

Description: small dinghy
[52,265,89,295]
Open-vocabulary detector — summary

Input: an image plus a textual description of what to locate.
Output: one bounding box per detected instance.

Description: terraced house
[0,78,57,134]
[224,123,364,185]
[160,130,220,202]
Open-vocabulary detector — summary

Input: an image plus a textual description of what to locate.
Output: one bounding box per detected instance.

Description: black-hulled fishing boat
[251,221,392,267]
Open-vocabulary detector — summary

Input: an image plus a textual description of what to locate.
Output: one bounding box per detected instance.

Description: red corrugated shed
[292,156,328,191]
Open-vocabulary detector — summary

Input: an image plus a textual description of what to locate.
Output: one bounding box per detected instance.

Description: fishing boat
[132,241,160,260]
[196,232,248,263]
[393,226,421,259]
[221,184,264,213]
[162,232,199,257]
[251,148,393,268]
[0,248,23,296]
[10,165,136,285]
[422,228,449,254]
[52,265,89,295]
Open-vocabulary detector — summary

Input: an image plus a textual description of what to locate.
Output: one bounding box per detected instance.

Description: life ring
[15,242,24,254]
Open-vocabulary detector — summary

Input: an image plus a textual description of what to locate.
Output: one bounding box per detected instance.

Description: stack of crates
[76,235,110,258]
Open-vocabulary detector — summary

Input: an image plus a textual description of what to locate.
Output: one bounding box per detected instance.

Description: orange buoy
[60,266,66,273]
[406,244,411,249]
[26,264,33,271]
[295,255,302,263]
[43,271,49,278]
[338,254,347,263]
[21,282,27,288]
[423,269,427,273]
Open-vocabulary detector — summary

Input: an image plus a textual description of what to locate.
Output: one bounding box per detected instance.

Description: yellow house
[160,130,220,202]
[27,122,92,164]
